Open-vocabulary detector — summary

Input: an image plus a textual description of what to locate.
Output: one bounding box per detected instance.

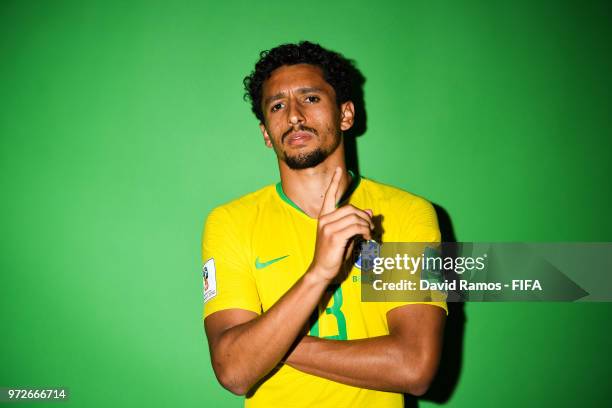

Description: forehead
[262,64,335,99]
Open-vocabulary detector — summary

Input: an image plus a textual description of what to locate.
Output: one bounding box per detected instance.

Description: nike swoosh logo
[255,255,289,269]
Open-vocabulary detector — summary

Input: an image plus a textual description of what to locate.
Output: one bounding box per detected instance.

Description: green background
[2,0,611,407]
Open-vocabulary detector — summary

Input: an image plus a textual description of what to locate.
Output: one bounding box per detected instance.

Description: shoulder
[206,184,277,223]
[358,176,440,242]
[359,177,434,213]
[202,184,277,247]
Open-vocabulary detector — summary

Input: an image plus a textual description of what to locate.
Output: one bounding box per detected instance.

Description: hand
[309,167,373,282]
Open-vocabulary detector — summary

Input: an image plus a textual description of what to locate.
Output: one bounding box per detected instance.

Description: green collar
[275,170,361,216]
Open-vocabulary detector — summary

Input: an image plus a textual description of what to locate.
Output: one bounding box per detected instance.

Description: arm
[204,168,374,395]
[285,304,446,396]
[205,269,329,395]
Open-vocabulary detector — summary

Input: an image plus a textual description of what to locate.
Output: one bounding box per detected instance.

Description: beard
[282,128,342,170]
[284,148,329,170]
[281,126,342,170]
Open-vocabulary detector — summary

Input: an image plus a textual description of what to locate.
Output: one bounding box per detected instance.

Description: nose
[287,101,304,125]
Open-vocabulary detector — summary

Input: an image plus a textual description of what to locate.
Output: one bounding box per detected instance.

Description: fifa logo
[203,266,209,291]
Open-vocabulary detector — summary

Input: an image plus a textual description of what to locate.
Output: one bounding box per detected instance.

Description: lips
[285,131,313,146]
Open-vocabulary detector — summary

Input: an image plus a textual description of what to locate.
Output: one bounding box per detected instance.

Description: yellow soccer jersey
[202,175,447,408]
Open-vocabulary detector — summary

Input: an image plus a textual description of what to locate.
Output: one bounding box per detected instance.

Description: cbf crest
[354,240,380,271]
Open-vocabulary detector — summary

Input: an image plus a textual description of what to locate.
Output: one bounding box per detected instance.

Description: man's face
[259,64,354,169]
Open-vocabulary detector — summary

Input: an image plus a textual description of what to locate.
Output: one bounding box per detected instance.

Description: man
[202,41,446,407]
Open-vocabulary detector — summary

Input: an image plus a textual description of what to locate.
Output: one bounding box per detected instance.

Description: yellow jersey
[202,175,446,407]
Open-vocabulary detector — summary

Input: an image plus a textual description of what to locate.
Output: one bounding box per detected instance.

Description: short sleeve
[202,207,262,319]
[378,196,448,316]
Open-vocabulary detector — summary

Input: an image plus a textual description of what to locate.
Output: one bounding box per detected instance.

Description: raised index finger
[320,167,342,216]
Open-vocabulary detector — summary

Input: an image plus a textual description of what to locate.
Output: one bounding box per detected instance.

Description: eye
[305,95,320,103]
[270,102,284,112]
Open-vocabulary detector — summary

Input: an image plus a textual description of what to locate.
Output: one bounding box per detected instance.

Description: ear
[259,123,273,148]
[339,101,355,131]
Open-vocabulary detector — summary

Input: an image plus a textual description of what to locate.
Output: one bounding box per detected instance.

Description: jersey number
[309,285,347,340]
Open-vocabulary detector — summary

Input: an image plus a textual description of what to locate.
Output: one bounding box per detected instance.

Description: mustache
[281,125,318,143]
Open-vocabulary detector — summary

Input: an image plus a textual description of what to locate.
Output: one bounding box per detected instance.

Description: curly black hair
[243,41,357,123]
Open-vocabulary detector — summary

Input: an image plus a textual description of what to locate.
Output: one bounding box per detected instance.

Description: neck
[278,143,350,218]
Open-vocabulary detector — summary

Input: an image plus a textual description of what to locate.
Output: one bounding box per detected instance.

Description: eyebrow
[264,87,324,106]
